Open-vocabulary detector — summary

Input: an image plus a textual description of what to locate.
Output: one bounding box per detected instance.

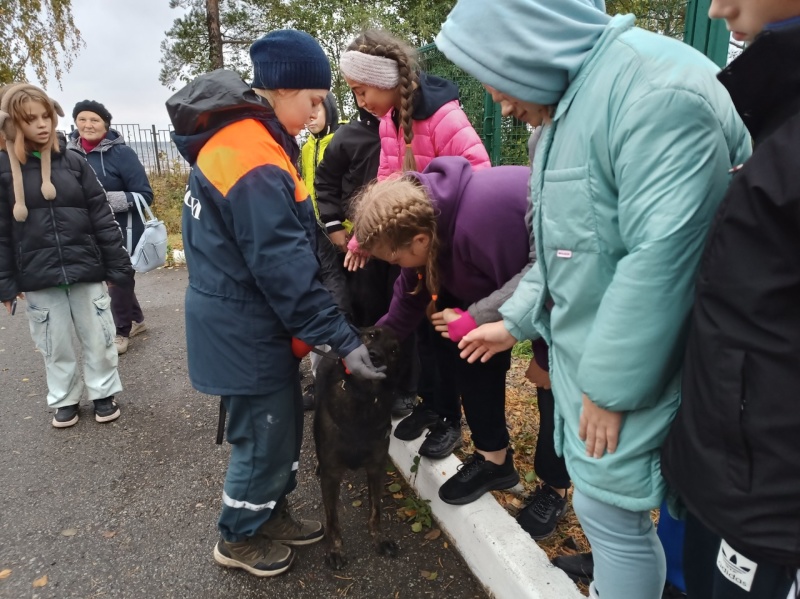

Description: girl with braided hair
[339,29,491,456]
[352,156,531,505]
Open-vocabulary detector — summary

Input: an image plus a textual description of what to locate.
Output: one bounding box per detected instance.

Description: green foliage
[159,0,457,114]
[511,339,533,359]
[607,0,688,38]
[401,495,432,530]
[0,0,84,87]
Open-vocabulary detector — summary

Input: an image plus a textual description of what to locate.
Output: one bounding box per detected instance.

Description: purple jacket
[378,157,531,340]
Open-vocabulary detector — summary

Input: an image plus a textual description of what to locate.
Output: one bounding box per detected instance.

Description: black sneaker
[52,404,79,428]
[213,536,294,577]
[517,484,568,540]
[662,582,687,598]
[391,391,416,417]
[93,397,120,423]
[302,383,315,411]
[552,551,593,585]
[419,419,463,459]
[394,403,440,441]
[438,449,519,505]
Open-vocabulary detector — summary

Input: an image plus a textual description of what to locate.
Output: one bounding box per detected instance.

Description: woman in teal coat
[437,1,752,597]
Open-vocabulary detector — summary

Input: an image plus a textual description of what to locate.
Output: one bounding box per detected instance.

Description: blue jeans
[573,488,666,599]
[217,375,303,542]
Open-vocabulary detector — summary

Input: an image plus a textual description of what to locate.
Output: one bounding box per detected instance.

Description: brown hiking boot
[258,499,324,546]
[213,536,294,577]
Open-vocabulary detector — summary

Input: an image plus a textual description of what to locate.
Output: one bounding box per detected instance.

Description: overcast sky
[30,0,188,131]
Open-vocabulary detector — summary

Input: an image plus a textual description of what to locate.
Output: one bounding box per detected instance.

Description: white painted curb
[388,418,583,599]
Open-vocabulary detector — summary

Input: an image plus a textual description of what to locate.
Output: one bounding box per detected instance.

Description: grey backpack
[127,193,167,273]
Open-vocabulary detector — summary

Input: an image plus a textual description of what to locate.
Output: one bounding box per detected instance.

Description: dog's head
[359,326,400,379]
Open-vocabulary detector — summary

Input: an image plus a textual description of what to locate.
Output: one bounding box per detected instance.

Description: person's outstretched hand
[458,321,516,363]
[328,230,348,253]
[344,249,368,271]
[579,393,624,459]
[343,344,387,380]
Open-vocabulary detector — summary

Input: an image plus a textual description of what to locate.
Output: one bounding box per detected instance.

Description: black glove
[343,344,387,380]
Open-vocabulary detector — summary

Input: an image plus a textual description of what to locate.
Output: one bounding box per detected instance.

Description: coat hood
[67,128,127,154]
[410,156,473,247]
[435,0,610,105]
[166,69,298,165]
[413,73,460,120]
[312,92,340,138]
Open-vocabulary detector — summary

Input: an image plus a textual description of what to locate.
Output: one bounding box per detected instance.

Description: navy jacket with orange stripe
[167,70,360,396]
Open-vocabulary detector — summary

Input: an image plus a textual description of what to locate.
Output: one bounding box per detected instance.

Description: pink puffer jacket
[377,100,491,180]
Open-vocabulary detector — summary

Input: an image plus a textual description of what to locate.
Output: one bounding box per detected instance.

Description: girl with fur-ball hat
[0,83,133,429]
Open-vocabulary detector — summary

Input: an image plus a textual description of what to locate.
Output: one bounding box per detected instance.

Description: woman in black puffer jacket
[68,100,153,355]
[0,83,133,429]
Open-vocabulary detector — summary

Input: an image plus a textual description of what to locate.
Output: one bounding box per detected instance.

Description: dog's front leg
[320,468,347,569]
[366,465,399,558]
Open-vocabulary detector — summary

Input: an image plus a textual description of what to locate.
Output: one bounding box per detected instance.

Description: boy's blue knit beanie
[250,29,331,90]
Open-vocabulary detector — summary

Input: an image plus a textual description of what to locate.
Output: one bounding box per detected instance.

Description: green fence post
[684,0,730,67]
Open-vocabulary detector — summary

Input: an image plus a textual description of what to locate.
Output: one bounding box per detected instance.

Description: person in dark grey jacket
[68,100,153,355]
[0,83,133,429]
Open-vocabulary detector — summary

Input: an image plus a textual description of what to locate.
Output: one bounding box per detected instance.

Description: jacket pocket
[717,348,752,493]
[92,292,115,347]
[88,235,102,262]
[540,166,599,254]
[27,306,51,357]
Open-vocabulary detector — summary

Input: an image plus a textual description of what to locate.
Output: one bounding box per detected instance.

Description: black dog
[313,326,401,570]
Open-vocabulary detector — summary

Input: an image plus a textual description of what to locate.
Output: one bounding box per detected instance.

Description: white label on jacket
[717,539,757,592]
[556,249,573,259]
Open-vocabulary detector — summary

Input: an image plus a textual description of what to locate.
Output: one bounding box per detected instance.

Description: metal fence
[418,0,736,166]
[418,45,531,167]
[66,123,189,176]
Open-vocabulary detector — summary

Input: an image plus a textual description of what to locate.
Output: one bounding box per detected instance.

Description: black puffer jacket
[0,138,133,301]
[315,105,380,233]
[662,24,800,567]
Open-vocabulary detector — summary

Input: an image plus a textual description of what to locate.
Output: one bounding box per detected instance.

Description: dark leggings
[108,276,143,337]
[422,289,511,452]
[534,388,571,489]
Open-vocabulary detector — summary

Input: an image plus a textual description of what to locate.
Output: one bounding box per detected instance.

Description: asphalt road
[0,267,488,599]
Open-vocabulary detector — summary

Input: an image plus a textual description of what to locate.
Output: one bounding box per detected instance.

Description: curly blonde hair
[352,175,439,297]
[347,29,419,172]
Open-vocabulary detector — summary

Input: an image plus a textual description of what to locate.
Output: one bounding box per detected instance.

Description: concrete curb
[388,419,583,599]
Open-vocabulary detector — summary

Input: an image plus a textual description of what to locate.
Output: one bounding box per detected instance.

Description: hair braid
[351,175,439,297]
[347,30,419,171]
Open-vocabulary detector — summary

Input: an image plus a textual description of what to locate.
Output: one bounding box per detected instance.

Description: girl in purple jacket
[352,156,529,504]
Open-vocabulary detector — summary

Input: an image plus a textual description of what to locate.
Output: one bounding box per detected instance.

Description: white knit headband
[339,51,400,90]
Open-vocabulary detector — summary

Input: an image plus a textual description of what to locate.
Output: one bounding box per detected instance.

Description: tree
[207,0,224,69]
[0,0,84,87]
[159,0,457,114]
[606,0,687,39]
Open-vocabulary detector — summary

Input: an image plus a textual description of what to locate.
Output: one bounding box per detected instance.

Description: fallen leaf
[428,571,438,581]
[404,508,417,518]
[61,528,77,537]
[0,569,11,579]
[411,522,423,533]
[420,570,432,578]
[102,531,116,538]
[388,483,402,493]
[524,471,537,483]
[32,575,48,587]
[424,529,441,541]
[351,500,362,507]
[22,378,29,382]
[392,493,404,499]
[443,541,448,549]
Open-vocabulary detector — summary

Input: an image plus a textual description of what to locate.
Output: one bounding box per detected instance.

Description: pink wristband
[347,236,361,252]
[446,308,478,343]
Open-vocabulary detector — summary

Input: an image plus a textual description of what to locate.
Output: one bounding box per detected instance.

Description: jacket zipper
[49,204,69,283]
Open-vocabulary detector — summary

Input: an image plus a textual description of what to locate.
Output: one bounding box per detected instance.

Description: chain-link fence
[418,44,531,167]
[419,1,736,167]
